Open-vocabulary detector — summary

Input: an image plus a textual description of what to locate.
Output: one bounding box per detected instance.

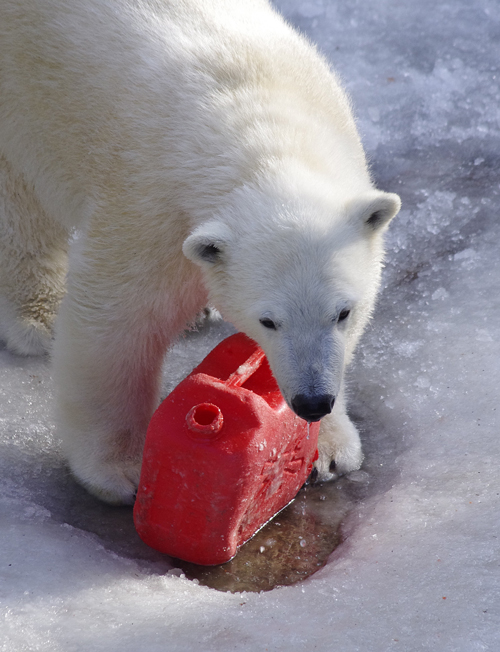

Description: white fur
[0,0,400,504]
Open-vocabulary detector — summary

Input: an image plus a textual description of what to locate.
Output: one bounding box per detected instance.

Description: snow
[1,0,500,650]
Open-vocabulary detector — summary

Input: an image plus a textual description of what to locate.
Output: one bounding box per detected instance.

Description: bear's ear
[360,192,401,233]
[182,222,232,266]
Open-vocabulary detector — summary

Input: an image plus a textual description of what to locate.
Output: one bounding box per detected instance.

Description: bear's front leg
[54,293,169,504]
[53,224,204,505]
[315,394,363,482]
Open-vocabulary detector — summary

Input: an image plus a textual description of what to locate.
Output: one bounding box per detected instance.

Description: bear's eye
[338,309,350,322]
[260,318,277,330]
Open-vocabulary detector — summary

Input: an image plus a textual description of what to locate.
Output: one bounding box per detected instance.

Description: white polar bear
[0,0,400,504]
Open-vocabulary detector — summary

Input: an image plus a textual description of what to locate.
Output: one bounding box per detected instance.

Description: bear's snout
[291,393,335,423]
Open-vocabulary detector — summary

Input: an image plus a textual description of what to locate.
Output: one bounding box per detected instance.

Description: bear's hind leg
[0,154,68,355]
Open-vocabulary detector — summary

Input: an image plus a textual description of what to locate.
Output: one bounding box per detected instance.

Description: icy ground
[2,0,500,650]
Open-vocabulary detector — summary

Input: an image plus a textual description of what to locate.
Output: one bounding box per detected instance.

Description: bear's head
[183,180,400,422]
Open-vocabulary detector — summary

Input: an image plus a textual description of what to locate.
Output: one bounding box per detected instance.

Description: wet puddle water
[171,472,369,593]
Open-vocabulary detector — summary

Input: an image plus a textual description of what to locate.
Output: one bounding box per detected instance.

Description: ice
[297,2,324,19]
[2,0,500,650]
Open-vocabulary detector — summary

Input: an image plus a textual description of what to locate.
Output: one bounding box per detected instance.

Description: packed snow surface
[1,0,500,650]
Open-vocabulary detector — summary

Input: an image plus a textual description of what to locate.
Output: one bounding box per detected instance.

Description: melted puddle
[172,473,368,593]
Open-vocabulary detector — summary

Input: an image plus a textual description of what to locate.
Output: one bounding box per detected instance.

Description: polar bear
[0,0,400,504]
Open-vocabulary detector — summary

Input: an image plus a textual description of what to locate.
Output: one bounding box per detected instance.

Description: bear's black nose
[291,393,335,422]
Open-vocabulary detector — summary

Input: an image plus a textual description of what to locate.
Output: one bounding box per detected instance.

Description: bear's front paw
[314,411,363,482]
[70,458,142,506]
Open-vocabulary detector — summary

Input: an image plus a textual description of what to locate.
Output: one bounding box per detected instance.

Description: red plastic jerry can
[133,332,319,566]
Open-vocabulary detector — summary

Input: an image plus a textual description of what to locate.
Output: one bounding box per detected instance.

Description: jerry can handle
[185,346,265,440]
[224,349,266,388]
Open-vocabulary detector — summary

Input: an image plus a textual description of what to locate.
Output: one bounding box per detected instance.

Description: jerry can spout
[186,403,224,438]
